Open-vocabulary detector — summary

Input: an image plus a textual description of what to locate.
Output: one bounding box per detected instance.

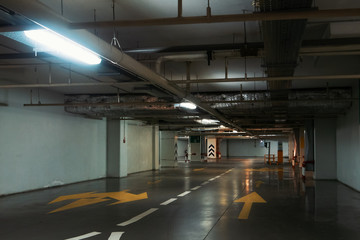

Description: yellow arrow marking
[108,191,148,205]
[49,197,110,213]
[255,181,264,188]
[234,192,266,219]
[48,190,148,213]
[147,180,162,185]
[245,168,283,172]
[193,168,205,172]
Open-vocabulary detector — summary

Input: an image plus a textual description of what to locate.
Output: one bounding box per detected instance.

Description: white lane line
[191,186,201,191]
[117,208,158,227]
[108,232,124,240]
[201,181,209,185]
[178,191,191,197]
[65,232,101,240]
[209,178,216,181]
[214,176,221,179]
[160,198,177,205]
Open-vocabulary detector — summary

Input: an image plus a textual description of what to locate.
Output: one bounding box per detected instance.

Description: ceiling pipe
[0,82,147,89]
[22,96,354,107]
[1,0,247,133]
[24,102,178,107]
[170,74,360,84]
[3,8,360,32]
[125,38,360,54]
[66,8,360,29]
[155,54,207,74]
[155,51,243,74]
[2,73,359,89]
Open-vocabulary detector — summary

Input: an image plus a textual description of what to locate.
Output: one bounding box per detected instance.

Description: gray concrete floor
[1,158,360,240]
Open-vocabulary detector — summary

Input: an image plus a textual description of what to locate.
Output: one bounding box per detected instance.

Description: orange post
[278,150,283,164]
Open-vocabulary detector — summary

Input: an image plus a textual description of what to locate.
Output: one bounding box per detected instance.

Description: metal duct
[1,0,247,132]
[259,0,313,121]
[62,88,351,121]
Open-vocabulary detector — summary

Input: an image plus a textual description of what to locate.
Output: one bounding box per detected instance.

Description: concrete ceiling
[1,0,360,137]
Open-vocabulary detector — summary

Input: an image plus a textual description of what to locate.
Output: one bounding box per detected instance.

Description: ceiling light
[195,119,220,125]
[24,29,102,65]
[175,102,197,110]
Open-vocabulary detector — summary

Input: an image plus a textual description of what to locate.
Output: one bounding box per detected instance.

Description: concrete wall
[220,139,288,157]
[177,139,188,157]
[314,118,337,180]
[336,80,360,191]
[160,131,178,167]
[0,89,106,195]
[127,122,158,174]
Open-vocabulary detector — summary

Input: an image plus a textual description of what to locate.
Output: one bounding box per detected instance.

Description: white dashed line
[160,198,177,205]
[201,181,209,185]
[214,176,221,179]
[65,232,101,240]
[191,186,201,191]
[209,178,216,181]
[108,232,124,240]
[177,191,191,197]
[117,208,158,227]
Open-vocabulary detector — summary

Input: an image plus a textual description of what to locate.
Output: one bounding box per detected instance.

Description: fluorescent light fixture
[195,119,220,125]
[24,29,101,65]
[175,102,197,110]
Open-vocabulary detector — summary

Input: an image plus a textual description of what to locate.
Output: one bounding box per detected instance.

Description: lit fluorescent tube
[174,102,197,110]
[24,29,102,65]
[195,119,220,125]
[179,102,197,110]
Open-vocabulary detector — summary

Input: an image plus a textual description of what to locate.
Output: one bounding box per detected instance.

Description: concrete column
[305,120,315,171]
[160,131,178,167]
[190,136,201,161]
[152,125,160,170]
[314,118,337,180]
[300,127,305,166]
[201,136,206,161]
[278,142,283,164]
[207,137,216,159]
[106,119,128,178]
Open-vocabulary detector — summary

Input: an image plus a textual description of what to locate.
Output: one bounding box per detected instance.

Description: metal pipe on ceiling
[22,96,354,108]
[155,54,207,74]
[23,102,177,107]
[169,74,360,84]
[1,73,358,89]
[4,8,360,32]
[1,0,247,132]
[0,82,147,88]
[66,8,360,29]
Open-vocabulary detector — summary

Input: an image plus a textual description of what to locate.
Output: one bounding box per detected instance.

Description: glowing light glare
[196,119,220,125]
[175,102,197,110]
[24,29,101,65]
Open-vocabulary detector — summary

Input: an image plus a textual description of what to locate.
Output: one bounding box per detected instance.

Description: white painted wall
[207,138,217,158]
[220,139,288,157]
[336,80,360,191]
[177,139,188,157]
[0,89,106,195]
[314,118,337,180]
[160,131,178,167]
[127,122,158,174]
